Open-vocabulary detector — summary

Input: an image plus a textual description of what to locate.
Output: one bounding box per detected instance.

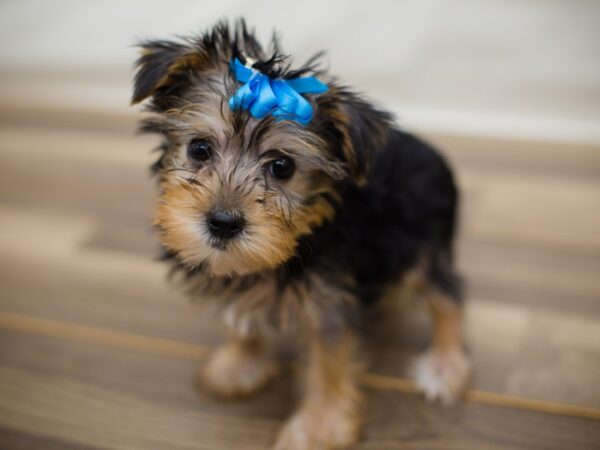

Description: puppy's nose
[206,210,245,240]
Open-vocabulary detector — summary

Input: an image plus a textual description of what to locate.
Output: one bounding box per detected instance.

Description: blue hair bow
[228,58,328,126]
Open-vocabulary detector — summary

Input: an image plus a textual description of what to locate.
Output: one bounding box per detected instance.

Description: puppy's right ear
[131,40,202,105]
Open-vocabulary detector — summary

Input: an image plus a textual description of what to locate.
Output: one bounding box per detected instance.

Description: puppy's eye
[187,139,212,163]
[268,156,295,180]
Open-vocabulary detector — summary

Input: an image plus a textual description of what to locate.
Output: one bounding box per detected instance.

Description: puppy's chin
[207,232,299,276]
[203,248,267,277]
[176,244,289,277]
[158,227,299,277]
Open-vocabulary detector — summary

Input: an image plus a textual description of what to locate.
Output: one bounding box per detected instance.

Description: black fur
[160,126,462,309]
[132,40,190,104]
[135,20,462,332]
[283,128,462,306]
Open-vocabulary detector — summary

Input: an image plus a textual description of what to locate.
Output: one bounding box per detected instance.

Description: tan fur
[203,337,279,397]
[428,291,463,352]
[135,33,467,449]
[322,99,363,185]
[414,288,472,404]
[375,264,427,312]
[155,177,299,276]
[274,331,362,450]
[195,272,355,339]
[152,76,343,277]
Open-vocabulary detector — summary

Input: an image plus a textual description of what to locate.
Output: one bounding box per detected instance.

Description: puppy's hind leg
[414,256,472,404]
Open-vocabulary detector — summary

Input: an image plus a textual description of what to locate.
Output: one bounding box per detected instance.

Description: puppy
[132,20,471,450]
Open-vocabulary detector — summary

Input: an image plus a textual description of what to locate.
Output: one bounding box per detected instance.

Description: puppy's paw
[273,406,359,450]
[202,343,278,398]
[414,346,471,405]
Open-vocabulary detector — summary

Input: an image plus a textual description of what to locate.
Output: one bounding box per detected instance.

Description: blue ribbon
[228,58,328,126]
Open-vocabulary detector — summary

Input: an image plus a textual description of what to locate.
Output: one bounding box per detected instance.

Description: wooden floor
[0,106,599,449]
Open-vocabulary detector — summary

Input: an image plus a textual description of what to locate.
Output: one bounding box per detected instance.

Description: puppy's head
[132,21,391,276]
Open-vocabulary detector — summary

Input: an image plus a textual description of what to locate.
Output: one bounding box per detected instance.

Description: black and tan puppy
[132,20,471,450]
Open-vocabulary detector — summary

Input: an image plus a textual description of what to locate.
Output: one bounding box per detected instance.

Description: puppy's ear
[131,40,205,105]
[316,89,392,184]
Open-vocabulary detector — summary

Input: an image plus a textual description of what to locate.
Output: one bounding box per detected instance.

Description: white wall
[1,0,599,142]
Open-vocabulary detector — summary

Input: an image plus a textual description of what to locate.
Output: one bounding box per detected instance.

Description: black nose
[206,210,245,240]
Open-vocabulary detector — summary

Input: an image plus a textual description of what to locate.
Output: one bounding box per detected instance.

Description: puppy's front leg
[274,330,361,450]
[203,335,279,398]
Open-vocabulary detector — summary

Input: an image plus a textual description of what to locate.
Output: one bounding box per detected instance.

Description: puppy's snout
[206,209,245,240]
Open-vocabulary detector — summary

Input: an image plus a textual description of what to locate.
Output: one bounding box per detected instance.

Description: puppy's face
[132,23,390,276]
[151,78,344,276]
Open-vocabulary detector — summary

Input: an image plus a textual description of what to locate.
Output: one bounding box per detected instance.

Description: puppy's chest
[183,268,355,338]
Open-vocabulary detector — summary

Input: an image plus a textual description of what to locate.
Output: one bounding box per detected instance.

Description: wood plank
[0,126,156,222]
[424,132,600,181]
[0,201,599,408]
[369,298,600,408]
[0,244,223,348]
[2,310,599,421]
[0,101,137,135]
[459,238,600,313]
[1,115,600,447]
[0,426,103,450]
[461,170,600,253]
[1,330,598,450]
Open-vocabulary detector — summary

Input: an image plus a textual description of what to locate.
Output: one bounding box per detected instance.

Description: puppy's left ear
[315,88,393,184]
[131,40,206,105]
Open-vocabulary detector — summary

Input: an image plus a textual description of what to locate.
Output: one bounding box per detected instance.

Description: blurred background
[0,1,599,449]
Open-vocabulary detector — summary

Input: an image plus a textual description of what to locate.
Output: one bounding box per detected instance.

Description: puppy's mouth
[206,234,241,251]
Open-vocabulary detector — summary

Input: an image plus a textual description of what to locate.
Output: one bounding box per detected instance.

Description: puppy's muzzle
[206,209,245,240]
